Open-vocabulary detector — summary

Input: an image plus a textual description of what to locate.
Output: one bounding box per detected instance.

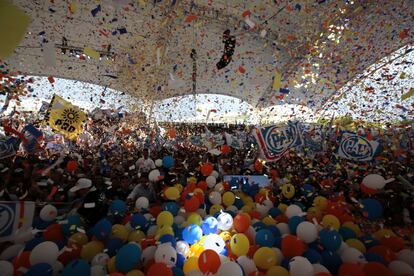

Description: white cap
[69,178,92,192]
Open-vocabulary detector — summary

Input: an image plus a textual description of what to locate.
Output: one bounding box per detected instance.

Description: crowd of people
[0,113,414,275]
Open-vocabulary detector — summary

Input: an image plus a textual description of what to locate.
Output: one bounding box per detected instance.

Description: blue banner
[223,175,270,189]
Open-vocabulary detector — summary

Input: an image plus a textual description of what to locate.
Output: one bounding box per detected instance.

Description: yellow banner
[44,95,87,140]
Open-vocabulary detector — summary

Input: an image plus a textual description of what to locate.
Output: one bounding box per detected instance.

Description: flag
[301,124,324,152]
[44,95,87,140]
[22,124,43,153]
[336,131,380,161]
[0,201,35,242]
[254,122,303,162]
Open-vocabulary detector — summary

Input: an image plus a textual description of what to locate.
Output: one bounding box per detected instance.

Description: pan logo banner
[337,132,380,161]
[254,122,303,162]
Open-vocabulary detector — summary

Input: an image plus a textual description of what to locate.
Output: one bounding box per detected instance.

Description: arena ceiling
[3,0,414,109]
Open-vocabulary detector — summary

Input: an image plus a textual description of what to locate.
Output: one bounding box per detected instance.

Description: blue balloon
[176,253,185,268]
[172,267,185,276]
[25,236,44,251]
[130,214,148,231]
[320,229,342,251]
[182,224,202,244]
[233,197,244,209]
[362,198,383,220]
[110,200,126,216]
[281,258,290,270]
[339,227,357,241]
[93,218,112,240]
[268,207,282,217]
[267,225,281,237]
[359,235,380,249]
[25,263,53,276]
[364,252,386,265]
[321,250,342,275]
[163,202,179,216]
[163,156,175,169]
[255,229,275,247]
[159,234,177,247]
[304,249,322,264]
[106,238,124,257]
[61,259,90,276]
[61,216,81,236]
[301,184,315,197]
[201,216,218,235]
[115,243,142,273]
[288,216,305,234]
[252,221,266,232]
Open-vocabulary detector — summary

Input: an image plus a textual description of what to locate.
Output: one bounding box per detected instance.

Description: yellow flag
[272,71,281,90]
[0,0,31,59]
[44,95,87,140]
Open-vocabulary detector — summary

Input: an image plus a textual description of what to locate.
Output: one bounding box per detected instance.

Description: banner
[254,122,303,161]
[301,124,324,152]
[223,175,270,188]
[0,201,35,242]
[224,132,244,149]
[44,95,87,140]
[336,131,380,161]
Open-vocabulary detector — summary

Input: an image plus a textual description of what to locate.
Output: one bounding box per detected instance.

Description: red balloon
[194,191,204,204]
[149,206,162,218]
[147,263,173,276]
[249,210,261,220]
[168,128,177,139]
[221,145,231,154]
[275,215,288,223]
[254,160,264,172]
[198,249,221,274]
[255,193,266,204]
[233,214,251,233]
[363,262,392,276]
[247,245,260,258]
[66,160,78,172]
[360,184,378,195]
[315,273,332,276]
[249,271,265,276]
[43,223,65,241]
[197,181,207,191]
[368,245,397,264]
[58,244,81,265]
[281,235,306,258]
[13,251,30,269]
[338,263,365,276]
[201,163,214,176]
[380,236,405,252]
[141,238,157,250]
[184,195,200,212]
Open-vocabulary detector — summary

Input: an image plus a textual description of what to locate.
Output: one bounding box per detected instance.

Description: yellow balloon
[222,192,236,207]
[187,213,202,226]
[128,230,146,243]
[165,187,180,200]
[107,256,116,273]
[219,231,232,244]
[342,222,362,236]
[187,177,197,184]
[278,203,288,213]
[281,184,295,199]
[156,225,174,240]
[188,243,204,257]
[81,241,104,262]
[230,233,250,257]
[373,229,396,240]
[313,196,328,211]
[183,256,200,274]
[209,204,223,215]
[262,216,277,226]
[68,232,88,246]
[126,270,145,276]
[266,266,289,276]
[157,211,174,226]
[112,224,129,241]
[253,247,277,270]
[241,205,253,213]
[346,239,366,253]
[175,184,184,193]
[322,214,340,230]
[307,207,322,221]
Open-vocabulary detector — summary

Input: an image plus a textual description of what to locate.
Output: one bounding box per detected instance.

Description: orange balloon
[281,235,306,258]
[338,263,365,276]
[147,263,172,276]
[200,163,214,176]
[66,160,78,172]
[198,250,221,274]
[380,236,405,252]
[233,214,251,233]
[168,129,177,139]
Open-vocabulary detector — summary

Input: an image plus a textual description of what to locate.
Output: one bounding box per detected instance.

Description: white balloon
[276,223,290,235]
[226,205,239,213]
[245,226,256,241]
[148,169,161,182]
[124,222,133,232]
[155,159,163,167]
[29,241,59,266]
[362,174,393,190]
[255,204,270,217]
[141,246,157,265]
[0,260,13,276]
[143,213,153,220]
[398,249,414,268]
[91,265,107,276]
[209,191,222,205]
[389,260,414,275]
[203,234,225,254]
[312,264,330,274]
[272,247,283,265]
[217,212,233,231]
[286,205,302,218]
[296,222,318,243]
[0,244,24,260]
[206,176,217,188]
[236,256,257,275]
[341,248,366,264]
[14,227,35,244]
[210,170,219,179]
[337,241,350,256]
[214,183,224,193]
[262,200,274,209]
[289,256,314,276]
[155,244,177,267]
[52,261,63,276]
[135,196,149,210]
[176,241,190,256]
[174,215,186,226]
[40,205,58,222]
[91,253,110,266]
[217,261,243,276]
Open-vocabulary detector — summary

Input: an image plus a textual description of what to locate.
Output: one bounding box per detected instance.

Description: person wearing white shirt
[135,148,155,173]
